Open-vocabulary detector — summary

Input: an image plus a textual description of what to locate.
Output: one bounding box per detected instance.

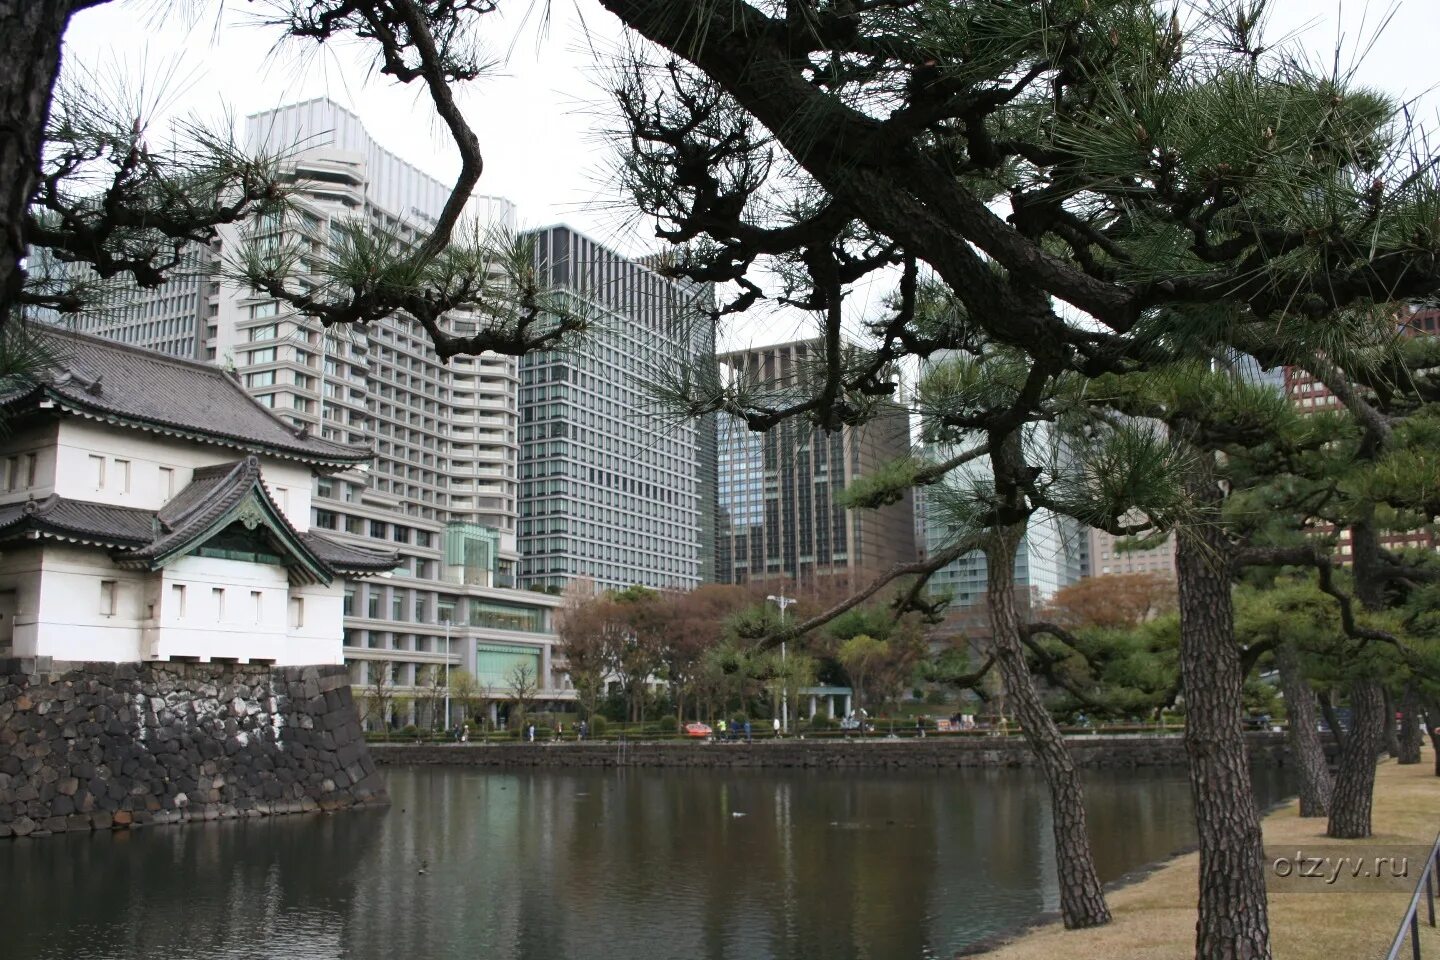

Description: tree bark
[1319,695,1348,753]
[1274,642,1332,817]
[1327,515,1388,839]
[986,520,1111,929]
[1175,447,1271,960]
[1327,677,1385,838]
[1398,684,1422,766]
[0,0,89,317]
[1381,687,1401,758]
[1426,703,1440,777]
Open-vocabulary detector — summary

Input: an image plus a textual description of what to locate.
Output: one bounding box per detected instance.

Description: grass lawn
[969,749,1440,960]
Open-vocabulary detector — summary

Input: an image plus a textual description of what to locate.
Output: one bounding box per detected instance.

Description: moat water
[7,764,1294,960]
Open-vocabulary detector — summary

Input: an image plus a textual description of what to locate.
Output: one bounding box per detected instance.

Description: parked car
[683,722,713,739]
[1243,714,1273,731]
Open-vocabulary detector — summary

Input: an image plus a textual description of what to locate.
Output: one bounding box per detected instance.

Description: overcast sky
[61,0,1440,351]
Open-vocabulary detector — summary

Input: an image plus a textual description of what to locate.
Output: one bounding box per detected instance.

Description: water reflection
[6,765,1292,960]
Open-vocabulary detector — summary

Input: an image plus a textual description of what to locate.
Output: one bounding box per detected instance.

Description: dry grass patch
[970,753,1440,960]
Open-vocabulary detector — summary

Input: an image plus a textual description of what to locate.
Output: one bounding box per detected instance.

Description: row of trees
[357,660,538,733]
[10,2,1440,957]
[555,578,932,725]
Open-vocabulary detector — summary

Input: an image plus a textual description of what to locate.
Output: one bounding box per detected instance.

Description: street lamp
[766,594,796,734]
[442,619,452,731]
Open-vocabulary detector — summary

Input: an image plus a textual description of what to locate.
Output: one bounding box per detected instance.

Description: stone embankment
[373,732,1309,769]
[0,659,387,839]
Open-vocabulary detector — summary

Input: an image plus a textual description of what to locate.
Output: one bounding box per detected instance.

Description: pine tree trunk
[1398,685,1422,765]
[0,0,84,315]
[1326,677,1385,839]
[1381,687,1401,758]
[1274,642,1332,817]
[1319,695,1348,753]
[1176,447,1271,960]
[1327,515,1388,838]
[986,520,1111,929]
[1426,703,1440,777]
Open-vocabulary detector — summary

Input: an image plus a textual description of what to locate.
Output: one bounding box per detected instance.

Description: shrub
[589,715,609,736]
[657,714,678,732]
[807,715,834,731]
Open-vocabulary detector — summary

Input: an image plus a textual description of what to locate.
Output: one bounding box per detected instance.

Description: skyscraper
[714,339,917,586]
[1283,307,1438,558]
[49,99,568,724]
[517,225,714,593]
[917,349,1085,609]
[922,460,1087,610]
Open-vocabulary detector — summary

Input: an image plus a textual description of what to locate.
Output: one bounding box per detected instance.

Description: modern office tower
[50,98,569,724]
[1283,306,1438,558]
[1088,528,1176,578]
[58,242,212,359]
[923,473,1086,610]
[516,225,714,593]
[714,339,916,586]
[917,348,1084,608]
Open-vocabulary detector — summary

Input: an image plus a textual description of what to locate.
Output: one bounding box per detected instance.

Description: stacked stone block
[0,659,387,838]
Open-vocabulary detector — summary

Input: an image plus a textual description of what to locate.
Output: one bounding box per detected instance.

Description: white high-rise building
[53,99,569,727]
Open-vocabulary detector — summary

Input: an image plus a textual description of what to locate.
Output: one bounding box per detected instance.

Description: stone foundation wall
[373,732,1314,769]
[0,659,387,839]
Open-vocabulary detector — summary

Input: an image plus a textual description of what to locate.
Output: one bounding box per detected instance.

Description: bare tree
[556,581,619,724]
[361,659,396,735]
[449,669,489,727]
[507,661,538,734]
[417,664,448,730]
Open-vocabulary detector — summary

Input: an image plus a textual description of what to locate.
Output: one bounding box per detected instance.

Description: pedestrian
[744,719,752,742]
[461,723,469,743]
[527,723,536,743]
[717,718,727,740]
[916,715,925,739]
[579,719,588,741]
[772,716,781,739]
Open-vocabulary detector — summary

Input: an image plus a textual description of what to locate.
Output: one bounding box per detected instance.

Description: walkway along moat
[370,731,1308,770]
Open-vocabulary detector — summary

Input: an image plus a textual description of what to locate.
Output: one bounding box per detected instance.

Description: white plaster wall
[149,556,290,663]
[0,546,344,666]
[0,421,59,508]
[0,545,46,659]
[142,557,342,665]
[18,419,317,529]
[21,545,152,662]
[288,580,345,665]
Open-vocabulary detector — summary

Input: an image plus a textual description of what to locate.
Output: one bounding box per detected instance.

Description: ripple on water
[2,764,1294,960]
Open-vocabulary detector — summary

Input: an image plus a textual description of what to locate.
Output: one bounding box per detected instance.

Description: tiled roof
[126,458,278,565]
[0,495,155,548]
[300,530,402,574]
[1,327,370,466]
[0,459,398,582]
